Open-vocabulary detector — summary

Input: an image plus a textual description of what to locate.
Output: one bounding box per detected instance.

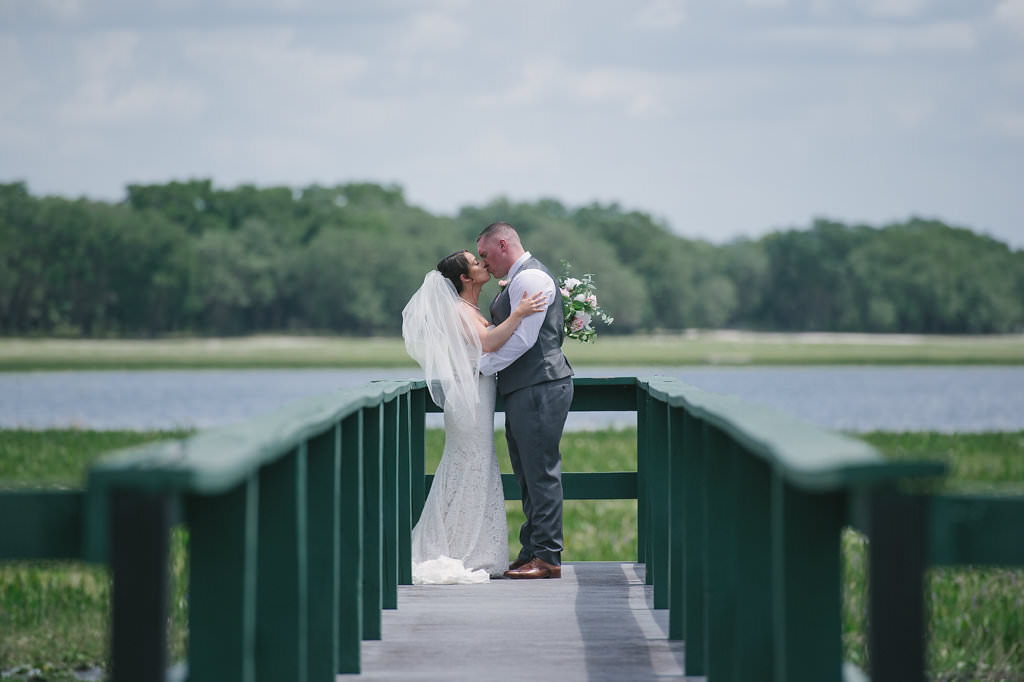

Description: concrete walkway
[347,562,697,681]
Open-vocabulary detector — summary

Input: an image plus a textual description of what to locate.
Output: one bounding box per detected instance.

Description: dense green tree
[1,180,1021,336]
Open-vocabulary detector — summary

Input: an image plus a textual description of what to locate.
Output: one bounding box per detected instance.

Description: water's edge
[2,366,1022,433]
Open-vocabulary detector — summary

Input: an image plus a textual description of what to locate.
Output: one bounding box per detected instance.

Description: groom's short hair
[478,221,520,244]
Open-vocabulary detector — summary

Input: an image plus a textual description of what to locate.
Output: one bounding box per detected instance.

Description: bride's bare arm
[471,291,547,353]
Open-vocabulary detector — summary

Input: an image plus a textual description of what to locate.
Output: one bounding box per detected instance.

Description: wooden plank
[424,376,638,413]
[187,477,258,682]
[683,419,708,676]
[570,377,639,411]
[704,426,738,680]
[381,398,399,610]
[648,394,670,610]
[424,472,636,501]
[928,495,1024,567]
[305,426,340,682]
[399,391,415,585]
[255,447,308,682]
[356,563,685,680]
[361,405,383,642]
[868,493,926,682]
[771,474,844,682]
[88,381,415,497]
[0,490,83,560]
[637,383,649,569]
[733,448,775,680]
[643,376,945,491]
[338,411,364,674]
[667,407,687,642]
[110,491,171,682]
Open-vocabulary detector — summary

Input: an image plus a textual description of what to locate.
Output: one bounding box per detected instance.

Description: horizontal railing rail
[2,375,1021,682]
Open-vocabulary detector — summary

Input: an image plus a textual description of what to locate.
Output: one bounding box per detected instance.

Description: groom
[477,222,574,579]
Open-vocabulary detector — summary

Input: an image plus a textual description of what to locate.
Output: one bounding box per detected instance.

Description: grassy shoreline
[2,427,1022,681]
[2,331,1023,370]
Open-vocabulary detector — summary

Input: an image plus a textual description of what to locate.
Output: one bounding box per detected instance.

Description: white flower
[563,277,581,290]
[574,294,586,303]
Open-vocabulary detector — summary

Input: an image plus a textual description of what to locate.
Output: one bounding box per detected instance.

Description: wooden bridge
[2,376,1022,681]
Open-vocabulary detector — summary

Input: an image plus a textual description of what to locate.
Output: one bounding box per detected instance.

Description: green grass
[2,427,1023,680]
[0,430,192,681]
[2,331,1023,370]
[841,431,1024,680]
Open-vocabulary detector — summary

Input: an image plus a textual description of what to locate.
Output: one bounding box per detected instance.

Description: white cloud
[467,59,674,119]
[985,111,1024,137]
[467,133,559,171]
[38,0,83,20]
[479,59,565,106]
[994,0,1024,36]
[573,68,673,119]
[759,22,976,54]
[183,28,367,88]
[860,0,927,18]
[401,10,468,51]
[633,0,687,30]
[59,31,204,125]
[0,37,33,117]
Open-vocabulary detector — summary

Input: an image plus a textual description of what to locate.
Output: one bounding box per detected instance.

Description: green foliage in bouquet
[558,260,614,343]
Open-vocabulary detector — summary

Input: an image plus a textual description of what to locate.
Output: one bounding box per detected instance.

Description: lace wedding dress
[411,373,509,584]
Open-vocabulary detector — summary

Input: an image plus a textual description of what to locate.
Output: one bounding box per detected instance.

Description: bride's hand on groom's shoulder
[513,290,546,319]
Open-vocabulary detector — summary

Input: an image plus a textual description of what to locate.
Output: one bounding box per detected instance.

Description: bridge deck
[346,562,697,681]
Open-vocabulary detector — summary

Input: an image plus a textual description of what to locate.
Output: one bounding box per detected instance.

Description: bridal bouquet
[558,260,613,343]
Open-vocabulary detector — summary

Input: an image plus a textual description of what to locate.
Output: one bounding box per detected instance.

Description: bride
[402,250,545,584]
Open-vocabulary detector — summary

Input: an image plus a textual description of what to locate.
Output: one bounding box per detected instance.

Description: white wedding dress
[411,373,509,584]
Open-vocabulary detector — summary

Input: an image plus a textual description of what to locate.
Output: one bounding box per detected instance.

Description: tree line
[1,179,1022,336]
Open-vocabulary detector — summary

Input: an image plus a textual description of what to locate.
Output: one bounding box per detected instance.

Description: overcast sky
[2,0,1022,247]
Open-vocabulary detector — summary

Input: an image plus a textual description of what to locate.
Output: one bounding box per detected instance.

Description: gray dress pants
[503,376,573,566]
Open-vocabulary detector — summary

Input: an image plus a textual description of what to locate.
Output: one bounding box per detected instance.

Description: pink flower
[570,311,591,332]
[560,287,570,298]
[498,279,508,289]
[586,294,597,306]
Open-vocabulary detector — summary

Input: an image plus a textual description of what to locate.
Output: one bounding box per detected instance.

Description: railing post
[733,446,775,681]
[647,393,670,609]
[771,473,844,682]
[255,446,308,682]
[361,405,383,641]
[338,411,364,674]
[868,492,927,682]
[683,417,708,676]
[381,397,400,609]
[667,405,687,641]
[404,389,424,584]
[110,490,171,682]
[636,384,649,571]
[306,426,341,682]
[187,476,259,682]
[704,427,738,680]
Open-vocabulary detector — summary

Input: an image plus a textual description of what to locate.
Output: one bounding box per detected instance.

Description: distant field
[2,331,1023,370]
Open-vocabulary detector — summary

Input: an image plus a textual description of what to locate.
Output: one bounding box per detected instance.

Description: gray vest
[488,256,573,396]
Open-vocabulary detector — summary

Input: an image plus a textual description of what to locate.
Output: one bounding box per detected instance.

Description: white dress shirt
[478,252,556,376]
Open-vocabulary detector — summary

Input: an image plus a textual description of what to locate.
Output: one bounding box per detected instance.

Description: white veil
[401,270,482,416]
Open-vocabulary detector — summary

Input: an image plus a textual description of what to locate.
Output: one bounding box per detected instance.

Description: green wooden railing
[1,376,1021,682]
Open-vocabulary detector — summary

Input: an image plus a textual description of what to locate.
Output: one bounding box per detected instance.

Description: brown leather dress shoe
[507,556,532,571]
[504,557,561,579]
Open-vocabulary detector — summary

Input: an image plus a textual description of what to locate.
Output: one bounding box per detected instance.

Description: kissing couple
[402,222,574,583]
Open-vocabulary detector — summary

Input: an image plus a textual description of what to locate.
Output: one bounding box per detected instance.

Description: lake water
[1,366,1022,433]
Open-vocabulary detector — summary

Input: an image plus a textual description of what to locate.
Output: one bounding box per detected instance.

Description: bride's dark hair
[437,251,471,293]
